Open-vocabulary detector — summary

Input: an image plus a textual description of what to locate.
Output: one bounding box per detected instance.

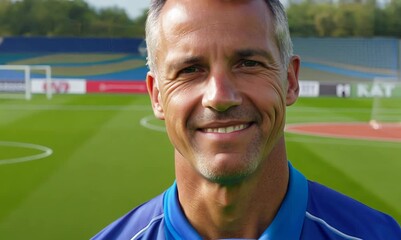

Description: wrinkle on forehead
[161,1,272,44]
[160,0,271,38]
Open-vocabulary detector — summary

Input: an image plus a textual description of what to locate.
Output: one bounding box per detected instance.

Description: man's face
[147,0,299,184]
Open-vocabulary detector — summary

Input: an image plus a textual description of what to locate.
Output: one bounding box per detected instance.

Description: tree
[1,0,400,38]
[287,0,317,36]
[286,0,389,37]
[314,4,337,36]
[0,0,145,37]
[384,0,401,37]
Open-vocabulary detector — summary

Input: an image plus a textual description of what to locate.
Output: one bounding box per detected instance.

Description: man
[92,0,401,239]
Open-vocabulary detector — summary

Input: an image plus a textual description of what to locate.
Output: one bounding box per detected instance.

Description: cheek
[243,73,286,109]
[161,84,201,141]
[162,83,201,120]
[244,79,287,133]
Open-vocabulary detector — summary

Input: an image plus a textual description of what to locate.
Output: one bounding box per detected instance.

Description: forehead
[162,0,269,21]
[160,0,274,42]
[155,0,280,73]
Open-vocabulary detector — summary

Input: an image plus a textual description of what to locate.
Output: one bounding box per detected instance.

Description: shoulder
[91,193,166,240]
[302,181,401,240]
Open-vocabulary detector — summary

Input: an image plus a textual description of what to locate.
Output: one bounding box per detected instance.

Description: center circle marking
[0,141,53,165]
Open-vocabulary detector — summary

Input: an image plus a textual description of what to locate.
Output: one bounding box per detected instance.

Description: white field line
[0,104,152,111]
[0,141,53,165]
[140,115,166,132]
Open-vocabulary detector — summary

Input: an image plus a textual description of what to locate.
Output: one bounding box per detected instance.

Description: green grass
[0,94,400,239]
[287,98,401,223]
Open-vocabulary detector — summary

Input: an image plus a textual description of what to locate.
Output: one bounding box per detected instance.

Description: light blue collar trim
[164,182,201,240]
[164,162,308,240]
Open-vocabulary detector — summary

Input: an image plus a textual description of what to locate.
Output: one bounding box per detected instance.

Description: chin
[197,158,259,186]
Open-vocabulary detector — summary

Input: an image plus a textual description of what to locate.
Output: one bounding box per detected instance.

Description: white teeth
[204,124,247,133]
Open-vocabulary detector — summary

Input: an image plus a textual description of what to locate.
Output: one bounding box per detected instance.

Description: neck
[175,138,289,239]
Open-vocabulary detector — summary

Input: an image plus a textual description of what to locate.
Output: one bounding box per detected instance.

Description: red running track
[285,122,401,143]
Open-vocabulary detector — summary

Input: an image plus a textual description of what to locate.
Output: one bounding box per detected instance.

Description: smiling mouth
[202,124,250,134]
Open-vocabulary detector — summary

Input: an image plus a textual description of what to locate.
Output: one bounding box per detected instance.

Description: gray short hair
[145,0,293,74]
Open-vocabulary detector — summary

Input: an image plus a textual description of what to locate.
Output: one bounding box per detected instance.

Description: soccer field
[0,94,400,239]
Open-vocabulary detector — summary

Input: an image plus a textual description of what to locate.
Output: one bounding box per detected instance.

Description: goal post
[30,65,52,99]
[0,65,52,100]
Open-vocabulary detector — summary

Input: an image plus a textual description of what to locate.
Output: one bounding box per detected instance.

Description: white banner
[32,78,86,94]
[299,81,320,97]
[356,83,396,98]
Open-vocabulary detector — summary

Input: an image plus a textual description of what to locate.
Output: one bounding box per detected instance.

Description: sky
[84,0,151,19]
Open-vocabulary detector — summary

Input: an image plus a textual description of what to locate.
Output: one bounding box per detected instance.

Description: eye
[179,66,201,74]
[240,60,261,67]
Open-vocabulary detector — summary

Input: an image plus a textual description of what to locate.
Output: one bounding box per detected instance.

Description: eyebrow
[235,48,273,60]
[166,48,274,73]
[179,56,204,66]
[165,55,205,74]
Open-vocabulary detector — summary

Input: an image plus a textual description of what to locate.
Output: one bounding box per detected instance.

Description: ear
[286,55,300,106]
[146,72,165,120]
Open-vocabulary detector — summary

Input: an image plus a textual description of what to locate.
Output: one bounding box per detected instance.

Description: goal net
[0,65,52,100]
[369,77,401,129]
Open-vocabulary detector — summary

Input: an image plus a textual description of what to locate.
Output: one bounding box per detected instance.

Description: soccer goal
[369,77,401,129]
[0,65,52,100]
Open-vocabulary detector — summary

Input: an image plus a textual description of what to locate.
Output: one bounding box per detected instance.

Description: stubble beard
[194,131,266,186]
[187,106,281,185]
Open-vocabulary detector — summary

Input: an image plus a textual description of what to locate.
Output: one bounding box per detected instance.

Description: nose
[202,72,242,112]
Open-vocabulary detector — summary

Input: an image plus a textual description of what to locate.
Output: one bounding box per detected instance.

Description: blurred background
[0,0,400,239]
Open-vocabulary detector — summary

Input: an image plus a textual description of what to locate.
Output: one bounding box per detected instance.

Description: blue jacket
[92,163,401,239]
